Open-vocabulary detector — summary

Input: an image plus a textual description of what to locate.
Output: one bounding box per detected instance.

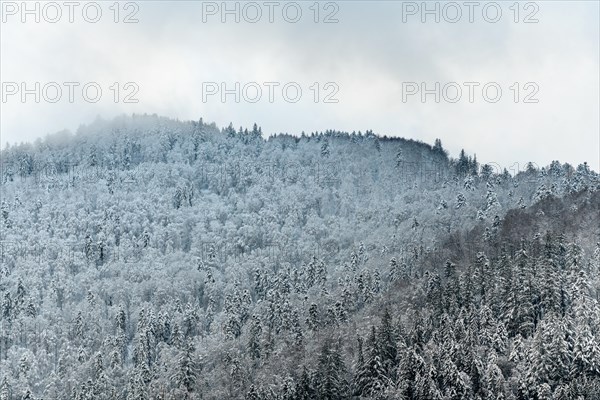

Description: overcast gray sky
[1,1,599,171]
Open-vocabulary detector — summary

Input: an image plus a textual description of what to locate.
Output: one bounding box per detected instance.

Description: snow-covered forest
[0,114,599,399]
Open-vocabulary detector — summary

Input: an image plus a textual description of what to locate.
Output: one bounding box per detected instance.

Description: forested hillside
[0,114,598,399]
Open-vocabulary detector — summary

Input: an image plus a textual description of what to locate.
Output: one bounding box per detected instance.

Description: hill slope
[0,114,598,399]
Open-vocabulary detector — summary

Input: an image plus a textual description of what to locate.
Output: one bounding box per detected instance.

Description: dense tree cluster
[0,114,598,399]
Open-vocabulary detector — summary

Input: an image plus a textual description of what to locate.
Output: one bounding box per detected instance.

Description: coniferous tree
[315,340,348,400]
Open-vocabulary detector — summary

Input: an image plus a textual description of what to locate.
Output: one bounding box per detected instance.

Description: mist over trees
[0,114,599,399]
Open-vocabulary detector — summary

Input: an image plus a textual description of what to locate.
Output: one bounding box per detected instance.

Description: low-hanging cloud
[1,1,598,171]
